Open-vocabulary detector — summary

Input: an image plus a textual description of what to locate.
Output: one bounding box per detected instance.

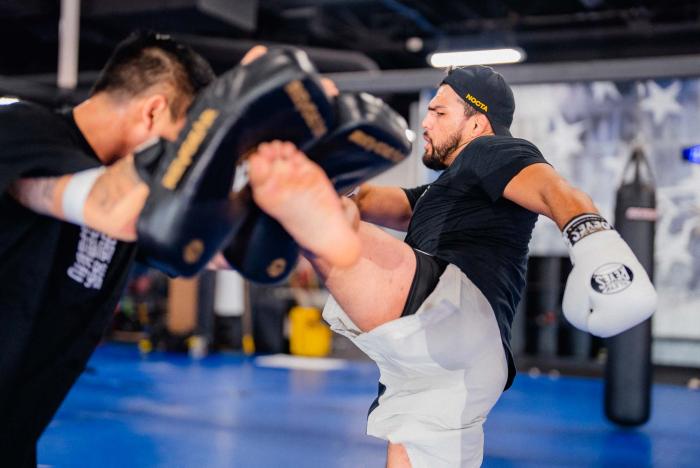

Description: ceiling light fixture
[0,97,19,105]
[428,48,526,67]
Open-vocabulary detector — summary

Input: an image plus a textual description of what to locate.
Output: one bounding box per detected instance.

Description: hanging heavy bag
[605,148,657,426]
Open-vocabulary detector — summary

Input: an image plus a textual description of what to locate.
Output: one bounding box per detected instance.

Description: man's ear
[141,94,169,132]
[475,113,493,134]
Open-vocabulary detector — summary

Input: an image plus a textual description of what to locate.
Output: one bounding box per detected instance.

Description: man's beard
[422,131,464,170]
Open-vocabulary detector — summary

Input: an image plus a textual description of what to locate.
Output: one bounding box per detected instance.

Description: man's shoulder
[0,101,69,139]
[469,135,542,155]
[0,100,59,121]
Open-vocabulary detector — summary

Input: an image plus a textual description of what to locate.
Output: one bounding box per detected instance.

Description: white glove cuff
[62,166,106,225]
[562,213,613,248]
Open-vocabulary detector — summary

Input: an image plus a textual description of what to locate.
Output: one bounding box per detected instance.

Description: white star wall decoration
[591,81,621,102]
[639,80,683,126]
[548,115,585,159]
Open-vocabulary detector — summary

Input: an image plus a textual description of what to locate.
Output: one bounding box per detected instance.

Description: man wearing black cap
[266,65,655,467]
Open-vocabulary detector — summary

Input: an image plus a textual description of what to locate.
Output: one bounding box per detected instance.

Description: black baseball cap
[441,65,515,136]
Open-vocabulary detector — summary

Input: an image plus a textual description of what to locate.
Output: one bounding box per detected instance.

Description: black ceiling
[2,0,700,77]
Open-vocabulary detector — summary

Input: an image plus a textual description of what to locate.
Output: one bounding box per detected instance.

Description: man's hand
[240,45,268,65]
[351,184,413,231]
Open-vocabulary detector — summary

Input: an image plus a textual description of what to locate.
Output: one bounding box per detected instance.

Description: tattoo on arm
[8,176,63,217]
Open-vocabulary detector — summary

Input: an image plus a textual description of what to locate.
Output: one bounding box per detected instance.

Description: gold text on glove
[284,80,327,138]
[348,130,404,163]
[162,108,220,190]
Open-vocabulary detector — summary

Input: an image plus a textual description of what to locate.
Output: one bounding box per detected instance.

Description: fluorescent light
[0,97,19,105]
[428,48,525,67]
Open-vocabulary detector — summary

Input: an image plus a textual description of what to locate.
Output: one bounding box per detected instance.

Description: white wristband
[62,167,106,225]
[562,213,612,248]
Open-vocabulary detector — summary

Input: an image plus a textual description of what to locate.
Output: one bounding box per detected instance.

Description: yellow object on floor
[242,334,256,355]
[289,306,332,357]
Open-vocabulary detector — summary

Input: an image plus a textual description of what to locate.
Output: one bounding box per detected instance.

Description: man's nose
[421,114,431,130]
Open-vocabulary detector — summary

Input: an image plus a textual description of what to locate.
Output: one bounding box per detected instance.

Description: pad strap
[62,167,106,225]
[562,213,613,248]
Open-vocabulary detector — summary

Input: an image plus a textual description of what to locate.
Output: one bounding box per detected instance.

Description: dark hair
[461,100,478,118]
[91,31,215,118]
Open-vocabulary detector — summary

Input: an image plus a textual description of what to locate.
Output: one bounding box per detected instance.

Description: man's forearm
[541,179,598,229]
[352,184,413,231]
[503,163,598,229]
[7,175,66,217]
[8,155,149,241]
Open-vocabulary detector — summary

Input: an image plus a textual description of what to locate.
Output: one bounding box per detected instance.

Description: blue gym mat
[39,344,700,467]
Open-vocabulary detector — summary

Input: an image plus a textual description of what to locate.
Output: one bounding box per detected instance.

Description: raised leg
[312,218,416,332]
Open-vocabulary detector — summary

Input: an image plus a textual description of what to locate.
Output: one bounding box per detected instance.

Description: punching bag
[605,148,656,426]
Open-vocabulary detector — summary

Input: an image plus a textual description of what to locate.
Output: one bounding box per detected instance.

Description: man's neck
[73,94,130,165]
[445,140,470,166]
[445,129,495,166]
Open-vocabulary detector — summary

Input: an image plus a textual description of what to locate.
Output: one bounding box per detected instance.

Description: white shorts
[323,265,508,468]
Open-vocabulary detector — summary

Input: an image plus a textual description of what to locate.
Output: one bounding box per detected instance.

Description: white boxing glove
[562,214,657,338]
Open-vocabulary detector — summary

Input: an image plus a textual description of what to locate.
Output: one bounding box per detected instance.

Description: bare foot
[248,141,361,268]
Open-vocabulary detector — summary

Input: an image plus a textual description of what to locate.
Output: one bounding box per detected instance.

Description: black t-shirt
[404,135,547,389]
[0,102,136,450]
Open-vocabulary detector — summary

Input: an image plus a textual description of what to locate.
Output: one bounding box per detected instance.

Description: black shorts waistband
[400,250,448,318]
